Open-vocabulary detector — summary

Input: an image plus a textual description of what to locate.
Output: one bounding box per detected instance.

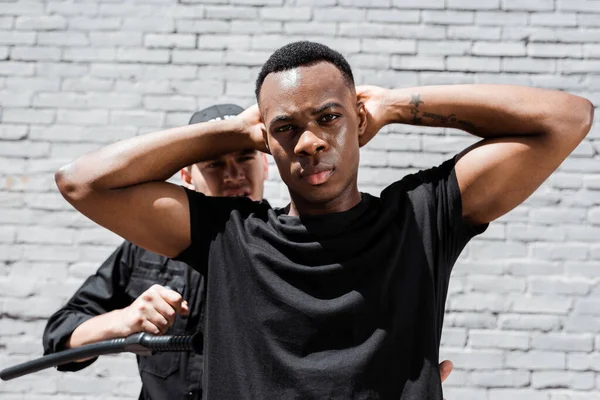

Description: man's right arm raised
[55,106,265,258]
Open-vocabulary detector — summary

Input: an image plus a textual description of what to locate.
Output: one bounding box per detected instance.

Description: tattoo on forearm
[408,93,476,131]
[409,93,424,124]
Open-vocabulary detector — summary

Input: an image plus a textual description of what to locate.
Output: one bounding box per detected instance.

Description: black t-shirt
[176,158,486,400]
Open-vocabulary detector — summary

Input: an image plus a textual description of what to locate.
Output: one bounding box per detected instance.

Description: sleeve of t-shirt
[381,157,488,332]
[173,187,255,274]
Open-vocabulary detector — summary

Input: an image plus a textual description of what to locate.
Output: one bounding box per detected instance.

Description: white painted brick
[223,50,270,66]
[38,31,88,46]
[564,316,600,333]
[0,90,32,107]
[476,11,528,25]
[3,108,55,124]
[144,33,196,49]
[232,20,282,34]
[0,125,28,140]
[63,47,116,62]
[531,13,578,27]
[339,23,446,39]
[392,0,444,9]
[529,43,583,58]
[506,351,566,370]
[37,62,88,78]
[469,330,530,350]
[498,314,561,332]
[391,55,445,71]
[10,46,61,61]
[143,95,197,111]
[15,15,67,31]
[559,59,600,74]
[507,224,565,242]
[530,277,591,296]
[502,57,556,73]
[574,298,600,316]
[566,261,600,278]
[447,56,501,72]
[89,32,143,47]
[440,349,503,369]
[62,77,113,92]
[579,13,600,27]
[0,17,13,29]
[532,371,595,390]
[469,370,530,387]
[568,353,600,371]
[417,40,471,56]
[56,109,108,125]
[4,76,57,91]
[440,327,467,347]
[260,7,312,21]
[16,226,75,245]
[340,0,390,6]
[422,10,474,24]
[32,92,87,108]
[205,6,257,20]
[502,0,554,11]
[122,17,174,33]
[447,26,501,40]
[0,30,35,45]
[46,1,99,16]
[449,0,500,10]
[449,293,509,312]
[199,34,251,50]
[509,294,573,315]
[558,0,600,13]
[68,17,121,31]
[116,48,170,64]
[0,1,44,16]
[362,39,416,54]
[531,243,589,261]
[532,333,594,352]
[472,41,526,56]
[367,9,420,23]
[110,110,164,126]
[172,49,224,64]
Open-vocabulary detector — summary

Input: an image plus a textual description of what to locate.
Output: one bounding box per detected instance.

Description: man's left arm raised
[358,84,594,225]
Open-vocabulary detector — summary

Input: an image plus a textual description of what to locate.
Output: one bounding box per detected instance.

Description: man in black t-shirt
[54,41,593,399]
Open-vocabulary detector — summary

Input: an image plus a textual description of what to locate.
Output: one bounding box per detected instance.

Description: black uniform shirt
[176,158,487,400]
[43,241,205,400]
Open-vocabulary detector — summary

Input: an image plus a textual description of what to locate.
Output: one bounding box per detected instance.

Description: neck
[287,184,362,217]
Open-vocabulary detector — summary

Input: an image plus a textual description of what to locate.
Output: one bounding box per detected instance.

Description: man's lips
[300,166,335,186]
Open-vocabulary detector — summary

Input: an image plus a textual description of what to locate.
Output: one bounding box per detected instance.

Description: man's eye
[275,125,294,133]
[206,162,224,169]
[320,114,339,123]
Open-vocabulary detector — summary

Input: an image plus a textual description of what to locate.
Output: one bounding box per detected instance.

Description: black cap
[188,104,245,125]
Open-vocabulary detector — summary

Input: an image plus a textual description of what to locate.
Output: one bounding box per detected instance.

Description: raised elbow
[574,96,594,140]
[55,162,89,204]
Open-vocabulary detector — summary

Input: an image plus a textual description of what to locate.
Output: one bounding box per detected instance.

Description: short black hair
[255,41,355,100]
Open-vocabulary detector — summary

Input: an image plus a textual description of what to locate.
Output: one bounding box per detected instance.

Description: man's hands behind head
[356,85,393,148]
[237,104,269,154]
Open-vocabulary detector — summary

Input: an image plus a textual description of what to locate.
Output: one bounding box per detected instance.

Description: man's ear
[356,100,368,140]
[261,153,269,180]
[261,124,270,154]
[180,167,195,190]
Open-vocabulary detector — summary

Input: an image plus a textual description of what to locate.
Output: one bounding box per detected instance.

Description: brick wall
[0,0,599,398]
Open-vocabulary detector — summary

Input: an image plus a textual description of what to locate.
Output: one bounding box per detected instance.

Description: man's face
[258,62,366,207]
[182,149,268,202]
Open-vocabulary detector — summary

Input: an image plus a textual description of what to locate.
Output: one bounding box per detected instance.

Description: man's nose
[223,161,244,181]
[294,128,328,156]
